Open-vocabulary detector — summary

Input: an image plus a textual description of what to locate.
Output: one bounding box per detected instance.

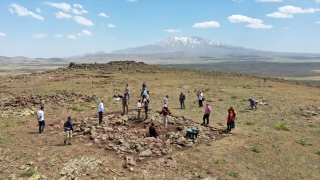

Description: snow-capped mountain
[111,36,253,55]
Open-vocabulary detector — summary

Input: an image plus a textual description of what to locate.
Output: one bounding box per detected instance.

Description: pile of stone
[67,111,220,160]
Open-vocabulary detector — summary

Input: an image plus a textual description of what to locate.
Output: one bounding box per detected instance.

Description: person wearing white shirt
[198,92,204,107]
[37,106,45,133]
[98,100,104,124]
[137,99,142,120]
[164,95,169,105]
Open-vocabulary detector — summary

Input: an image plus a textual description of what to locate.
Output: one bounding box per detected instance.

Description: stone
[139,149,153,157]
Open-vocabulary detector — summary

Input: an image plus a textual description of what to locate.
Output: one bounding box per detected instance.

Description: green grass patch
[246,121,255,125]
[67,105,84,111]
[308,124,315,128]
[218,98,223,101]
[272,143,279,149]
[239,109,246,113]
[275,123,290,131]
[76,82,81,84]
[240,98,247,102]
[204,87,210,92]
[0,135,11,143]
[20,169,37,177]
[251,146,261,153]
[1,120,11,130]
[214,158,226,164]
[297,138,312,146]
[231,95,237,99]
[316,148,320,155]
[229,172,239,178]
[300,112,310,118]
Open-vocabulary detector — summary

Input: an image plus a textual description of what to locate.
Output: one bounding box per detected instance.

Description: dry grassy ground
[0,62,320,180]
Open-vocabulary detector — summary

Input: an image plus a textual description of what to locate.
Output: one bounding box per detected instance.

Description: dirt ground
[0,62,320,180]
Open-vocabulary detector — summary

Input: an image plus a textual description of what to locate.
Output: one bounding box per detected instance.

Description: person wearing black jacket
[64,117,73,145]
[179,92,186,109]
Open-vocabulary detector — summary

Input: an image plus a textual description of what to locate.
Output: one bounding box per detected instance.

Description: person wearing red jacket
[227,107,236,131]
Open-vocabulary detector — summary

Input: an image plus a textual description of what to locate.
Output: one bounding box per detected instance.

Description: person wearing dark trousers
[202,104,212,125]
[141,89,148,102]
[98,100,104,124]
[143,99,149,119]
[198,91,204,107]
[149,122,159,138]
[227,107,235,131]
[179,92,185,109]
[37,106,45,133]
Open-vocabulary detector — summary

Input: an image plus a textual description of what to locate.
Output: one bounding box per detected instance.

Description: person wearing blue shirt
[248,98,257,109]
[64,117,73,145]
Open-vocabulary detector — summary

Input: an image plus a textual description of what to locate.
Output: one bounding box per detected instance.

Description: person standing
[124,84,130,100]
[137,99,142,120]
[98,100,104,124]
[162,104,170,128]
[198,91,204,107]
[227,107,235,131]
[179,92,185,109]
[141,89,148,102]
[143,99,149,119]
[142,82,147,90]
[164,95,169,106]
[122,93,129,115]
[37,106,45,133]
[64,116,73,145]
[202,104,212,125]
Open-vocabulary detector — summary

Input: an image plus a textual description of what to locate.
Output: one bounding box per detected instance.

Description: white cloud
[278,5,320,14]
[36,8,41,13]
[267,12,293,18]
[78,30,92,36]
[68,35,76,39]
[316,0,320,3]
[72,8,88,15]
[45,2,71,12]
[107,23,116,28]
[33,33,48,38]
[164,29,181,33]
[98,13,109,18]
[282,27,290,30]
[317,21,320,24]
[246,23,273,29]
[0,32,7,36]
[228,15,263,24]
[73,4,83,9]
[192,21,220,28]
[256,0,283,2]
[54,11,71,19]
[9,3,44,20]
[73,16,94,26]
[55,34,63,37]
[127,0,137,2]
[232,0,244,3]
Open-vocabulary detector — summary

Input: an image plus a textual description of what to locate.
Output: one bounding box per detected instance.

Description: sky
[0,0,319,58]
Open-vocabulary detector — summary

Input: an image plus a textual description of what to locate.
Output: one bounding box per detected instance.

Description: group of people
[36,81,258,144]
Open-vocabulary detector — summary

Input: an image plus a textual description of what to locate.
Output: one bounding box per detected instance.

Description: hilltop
[0,61,320,179]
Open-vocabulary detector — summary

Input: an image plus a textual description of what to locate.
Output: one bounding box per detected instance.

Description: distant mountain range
[110,36,258,55]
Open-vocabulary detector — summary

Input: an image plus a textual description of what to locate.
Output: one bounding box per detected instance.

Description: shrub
[229,172,239,178]
[20,169,36,177]
[204,87,210,92]
[214,158,226,164]
[68,105,84,111]
[316,149,320,155]
[297,138,312,146]
[231,95,237,99]
[246,121,255,125]
[300,112,310,118]
[218,98,223,101]
[308,124,315,128]
[272,143,279,148]
[251,146,261,153]
[68,62,75,68]
[275,123,290,131]
[239,109,246,113]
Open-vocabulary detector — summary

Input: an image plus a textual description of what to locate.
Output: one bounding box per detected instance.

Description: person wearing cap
[162,104,171,128]
[179,92,185,109]
[202,103,212,125]
[37,106,45,133]
[64,116,73,145]
[98,100,104,124]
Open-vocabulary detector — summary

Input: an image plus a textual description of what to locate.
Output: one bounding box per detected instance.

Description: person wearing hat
[37,106,45,133]
[162,104,171,128]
